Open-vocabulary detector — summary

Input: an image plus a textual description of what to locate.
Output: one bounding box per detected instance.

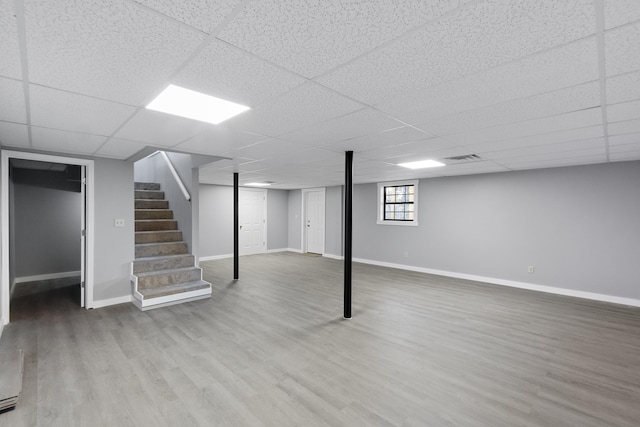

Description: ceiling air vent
[443,154,482,162]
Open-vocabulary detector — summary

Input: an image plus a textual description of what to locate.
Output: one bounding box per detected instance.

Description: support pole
[344,151,353,319]
[234,172,239,280]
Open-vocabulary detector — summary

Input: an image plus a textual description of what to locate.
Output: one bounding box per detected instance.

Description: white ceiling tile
[438,162,511,177]
[273,147,341,166]
[0,77,27,123]
[94,138,147,159]
[377,37,600,125]
[609,140,640,152]
[331,126,433,152]
[0,0,22,79]
[222,82,363,137]
[468,125,605,153]
[419,82,601,136]
[0,122,29,147]
[218,0,459,78]
[24,0,205,105]
[481,138,605,160]
[172,126,266,156]
[446,108,602,145]
[499,149,607,167]
[604,0,640,29]
[130,0,242,33]
[318,0,595,105]
[359,139,464,162]
[605,23,640,77]
[608,140,640,161]
[114,109,211,146]
[610,151,640,162]
[608,119,640,135]
[221,139,307,160]
[174,39,306,107]
[606,100,640,122]
[279,109,406,147]
[608,132,640,145]
[29,85,136,136]
[200,157,256,171]
[507,155,609,170]
[606,70,640,104]
[31,127,107,154]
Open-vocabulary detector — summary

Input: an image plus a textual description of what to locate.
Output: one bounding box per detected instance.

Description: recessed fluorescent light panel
[398,159,445,169]
[245,182,271,187]
[146,84,250,124]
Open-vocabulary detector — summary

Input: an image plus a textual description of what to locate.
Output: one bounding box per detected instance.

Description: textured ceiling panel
[377,37,599,125]
[0,122,29,147]
[220,138,307,160]
[607,100,640,122]
[279,108,406,147]
[331,126,433,152]
[606,71,640,104]
[608,133,640,145]
[0,77,26,123]
[482,138,606,159]
[468,126,605,153]
[31,127,107,154]
[445,108,602,146]
[24,0,205,105]
[604,0,640,29]
[0,0,22,79]
[173,126,266,156]
[317,0,595,105]
[608,119,640,135]
[130,0,242,33]
[437,162,510,177]
[94,138,147,159]
[218,0,459,78]
[222,82,363,137]
[359,138,461,162]
[29,85,136,136]
[504,154,608,170]
[419,82,601,136]
[174,39,306,107]
[273,147,340,166]
[114,109,210,146]
[604,23,640,77]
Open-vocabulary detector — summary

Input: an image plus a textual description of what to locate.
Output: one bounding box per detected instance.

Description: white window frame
[377,179,419,226]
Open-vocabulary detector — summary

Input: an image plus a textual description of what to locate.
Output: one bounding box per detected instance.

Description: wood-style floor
[1,252,639,426]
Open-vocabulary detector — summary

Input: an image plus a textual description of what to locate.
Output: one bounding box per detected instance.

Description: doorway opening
[302,188,325,255]
[1,151,94,326]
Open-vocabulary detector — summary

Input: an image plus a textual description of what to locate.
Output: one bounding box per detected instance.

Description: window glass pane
[407,185,414,194]
[385,187,394,195]
[396,193,405,202]
[408,194,414,202]
[396,212,405,220]
[407,212,414,220]
[386,194,394,203]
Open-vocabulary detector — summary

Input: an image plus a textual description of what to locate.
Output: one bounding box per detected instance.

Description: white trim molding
[14,271,81,284]
[199,254,234,262]
[353,257,640,308]
[92,294,133,309]
[322,253,344,260]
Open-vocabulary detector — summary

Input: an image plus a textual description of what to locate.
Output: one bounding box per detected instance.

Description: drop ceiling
[0,0,639,189]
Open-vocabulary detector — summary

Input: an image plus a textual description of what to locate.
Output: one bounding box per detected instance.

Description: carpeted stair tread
[138,280,211,299]
[135,241,188,257]
[135,209,174,220]
[135,230,183,244]
[135,182,161,191]
[137,267,203,289]
[134,190,165,199]
[135,199,169,209]
[133,254,195,274]
[135,219,178,232]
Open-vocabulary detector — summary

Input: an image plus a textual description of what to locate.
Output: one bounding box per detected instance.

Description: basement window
[377,180,418,226]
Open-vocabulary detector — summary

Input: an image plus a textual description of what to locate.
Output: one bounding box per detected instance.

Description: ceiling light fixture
[146,84,250,124]
[398,159,445,169]
[245,182,271,187]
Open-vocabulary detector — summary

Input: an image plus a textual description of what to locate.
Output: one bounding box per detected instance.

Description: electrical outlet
[403,251,409,258]
[114,219,125,227]
[527,266,534,274]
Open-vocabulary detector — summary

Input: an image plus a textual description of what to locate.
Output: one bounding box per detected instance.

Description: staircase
[131,182,211,310]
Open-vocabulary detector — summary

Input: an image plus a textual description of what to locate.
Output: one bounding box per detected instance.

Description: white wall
[288,190,301,251]
[348,161,640,301]
[325,185,343,257]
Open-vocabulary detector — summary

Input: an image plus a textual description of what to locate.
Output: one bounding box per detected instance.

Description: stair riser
[135,190,165,200]
[135,200,169,209]
[133,255,195,274]
[135,210,173,220]
[135,231,183,244]
[135,220,178,232]
[135,243,188,258]
[139,283,211,301]
[138,269,203,290]
[135,182,161,191]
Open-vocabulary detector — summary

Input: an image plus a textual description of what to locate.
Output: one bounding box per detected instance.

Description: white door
[239,189,267,255]
[80,166,86,307]
[305,190,325,254]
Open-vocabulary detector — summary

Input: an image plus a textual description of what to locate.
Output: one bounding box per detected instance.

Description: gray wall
[134,152,194,253]
[93,157,135,302]
[350,161,640,300]
[325,185,343,257]
[288,190,302,251]
[267,189,288,251]
[13,181,81,278]
[199,185,290,258]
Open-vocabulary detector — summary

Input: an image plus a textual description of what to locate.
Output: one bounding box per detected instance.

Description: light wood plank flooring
[1,252,639,426]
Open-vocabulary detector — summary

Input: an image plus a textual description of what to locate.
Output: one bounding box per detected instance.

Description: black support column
[233,172,239,280]
[344,151,353,319]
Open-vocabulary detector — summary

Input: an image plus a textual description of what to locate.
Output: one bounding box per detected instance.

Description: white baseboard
[199,254,233,262]
[353,258,640,308]
[266,248,289,254]
[0,322,4,338]
[287,248,302,254]
[14,270,81,284]
[322,253,343,260]
[92,294,133,309]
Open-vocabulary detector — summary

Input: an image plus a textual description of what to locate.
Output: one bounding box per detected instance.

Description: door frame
[301,187,326,254]
[238,187,267,256]
[1,150,95,325]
